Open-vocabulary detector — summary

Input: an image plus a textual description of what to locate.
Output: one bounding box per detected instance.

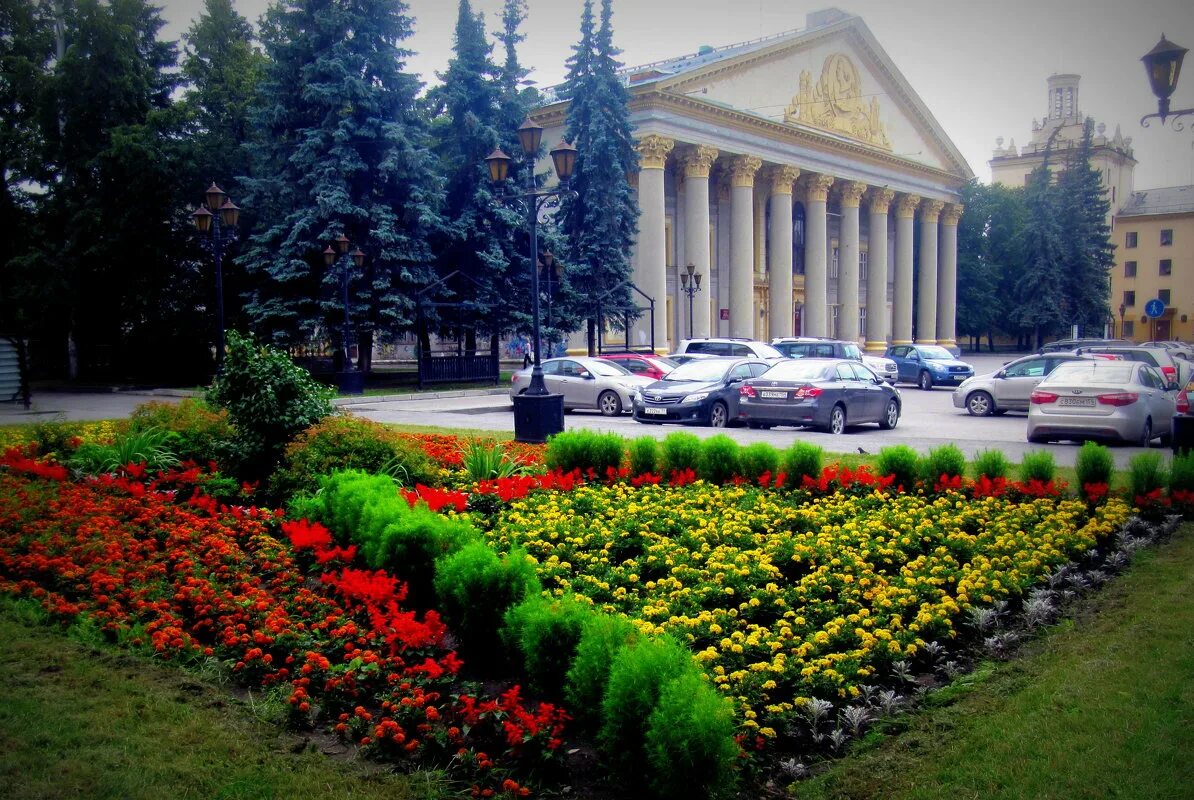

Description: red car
[598,353,678,380]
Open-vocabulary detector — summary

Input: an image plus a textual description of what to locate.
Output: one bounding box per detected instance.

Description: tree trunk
[586,317,596,357]
[357,329,373,374]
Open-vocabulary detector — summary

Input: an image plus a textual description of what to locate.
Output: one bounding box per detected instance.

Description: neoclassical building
[534,8,971,354]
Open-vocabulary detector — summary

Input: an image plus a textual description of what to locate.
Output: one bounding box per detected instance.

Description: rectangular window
[1125,231,1138,248]
[1123,320,1135,337]
[1160,289,1171,304]
[1124,290,1136,306]
[1160,259,1172,275]
[830,247,840,279]
[859,250,869,281]
[859,306,867,337]
[1161,228,1173,246]
[1124,260,1137,277]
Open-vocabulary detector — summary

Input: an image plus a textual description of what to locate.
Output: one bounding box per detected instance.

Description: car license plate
[644,407,668,415]
[1059,397,1095,407]
[760,390,788,399]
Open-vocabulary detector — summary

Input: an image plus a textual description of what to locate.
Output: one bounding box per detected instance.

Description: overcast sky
[159,0,1194,190]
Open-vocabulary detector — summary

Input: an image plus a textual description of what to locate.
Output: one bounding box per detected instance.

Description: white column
[864,188,895,352]
[728,155,761,339]
[801,173,835,337]
[767,165,801,340]
[892,194,920,345]
[679,145,718,340]
[836,181,867,343]
[634,134,674,352]
[916,199,944,344]
[936,203,963,351]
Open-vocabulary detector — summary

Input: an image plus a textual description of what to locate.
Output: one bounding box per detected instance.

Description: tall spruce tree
[1014,139,1068,348]
[1056,118,1114,334]
[955,180,1028,349]
[559,0,639,354]
[243,0,441,369]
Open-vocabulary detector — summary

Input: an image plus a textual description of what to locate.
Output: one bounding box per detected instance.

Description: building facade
[534,8,972,354]
[1110,185,1194,342]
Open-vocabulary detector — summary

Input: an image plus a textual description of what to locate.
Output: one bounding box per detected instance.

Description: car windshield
[917,346,954,360]
[843,344,862,359]
[759,360,833,381]
[586,360,631,377]
[664,359,731,381]
[753,343,784,358]
[1042,362,1135,386]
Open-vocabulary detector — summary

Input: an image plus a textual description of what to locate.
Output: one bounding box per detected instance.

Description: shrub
[434,542,541,670]
[564,614,641,724]
[271,416,436,501]
[68,427,180,476]
[971,449,1010,480]
[877,445,919,492]
[600,635,695,778]
[502,595,595,699]
[461,439,527,481]
[920,444,966,483]
[660,432,702,477]
[545,430,624,476]
[1075,441,1115,488]
[780,441,822,487]
[127,399,233,465]
[1169,451,1194,493]
[206,331,335,480]
[737,442,779,484]
[1127,451,1167,500]
[644,672,740,799]
[698,435,740,484]
[1018,450,1056,484]
[28,419,91,460]
[627,436,658,476]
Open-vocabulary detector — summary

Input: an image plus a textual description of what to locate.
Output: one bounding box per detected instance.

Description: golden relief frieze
[784,53,892,150]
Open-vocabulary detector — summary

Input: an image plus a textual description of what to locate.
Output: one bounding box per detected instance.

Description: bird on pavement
[857,447,869,455]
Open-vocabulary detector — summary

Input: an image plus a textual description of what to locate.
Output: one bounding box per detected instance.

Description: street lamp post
[679,262,702,339]
[1119,302,1127,339]
[191,182,240,369]
[322,234,367,394]
[539,250,563,359]
[487,119,578,443]
[1140,34,1193,129]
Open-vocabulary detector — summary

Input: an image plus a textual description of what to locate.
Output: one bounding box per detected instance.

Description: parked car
[1039,337,1129,353]
[1142,340,1194,361]
[663,351,722,366]
[1026,360,1177,446]
[737,358,901,434]
[1072,344,1189,387]
[771,337,899,383]
[510,356,654,416]
[951,353,1092,416]
[885,344,975,390]
[632,357,770,427]
[598,352,677,380]
[674,337,785,360]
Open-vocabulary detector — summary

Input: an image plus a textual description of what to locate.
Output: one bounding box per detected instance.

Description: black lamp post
[322,234,367,394]
[1119,302,1127,339]
[487,118,578,443]
[539,250,563,359]
[1140,34,1192,128]
[679,262,702,339]
[191,182,240,369]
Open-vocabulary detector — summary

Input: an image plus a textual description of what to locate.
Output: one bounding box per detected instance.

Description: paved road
[1,354,1173,467]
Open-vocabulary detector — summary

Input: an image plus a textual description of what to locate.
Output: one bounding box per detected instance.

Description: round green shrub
[545,430,624,475]
[660,432,702,477]
[1018,450,1056,484]
[698,435,740,484]
[502,595,595,699]
[877,445,919,492]
[564,614,641,725]
[780,441,823,488]
[128,399,233,466]
[1169,451,1194,493]
[628,436,659,476]
[737,442,779,484]
[921,444,966,483]
[1075,441,1114,488]
[1127,451,1167,499]
[970,449,1010,480]
[645,672,740,799]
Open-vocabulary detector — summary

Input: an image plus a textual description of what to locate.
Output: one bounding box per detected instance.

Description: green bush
[565,614,641,725]
[434,543,541,671]
[877,445,920,491]
[127,399,233,466]
[545,430,624,476]
[600,635,696,779]
[698,435,740,484]
[628,436,658,476]
[737,442,779,484]
[1075,441,1115,488]
[780,441,823,488]
[970,449,1010,480]
[28,419,87,460]
[68,428,180,476]
[660,432,702,477]
[461,439,527,481]
[920,444,966,483]
[645,672,740,799]
[206,331,335,480]
[270,416,436,501]
[1127,451,1167,499]
[502,595,595,699]
[1018,450,1056,484]
[1169,451,1194,493]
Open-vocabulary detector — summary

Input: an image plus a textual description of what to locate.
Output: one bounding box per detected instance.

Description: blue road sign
[1144,298,1166,319]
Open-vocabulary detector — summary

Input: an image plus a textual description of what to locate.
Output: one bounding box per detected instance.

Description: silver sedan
[1026,360,1178,446]
[510,356,655,416]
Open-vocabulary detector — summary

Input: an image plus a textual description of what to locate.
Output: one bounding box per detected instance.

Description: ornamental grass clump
[920,444,966,483]
[971,448,1011,480]
[1169,450,1194,493]
[660,432,702,477]
[1127,451,1167,500]
[645,672,740,800]
[877,445,919,492]
[502,595,595,699]
[738,442,779,484]
[780,441,822,487]
[698,435,740,484]
[68,427,181,476]
[628,436,659,476]
[565,614,641,724]
[545,430,623,476]
[1075,441,1115,488]
[1019,450,1056,484]
[461,439,527,481]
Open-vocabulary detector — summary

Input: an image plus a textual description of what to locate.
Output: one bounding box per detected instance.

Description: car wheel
[965,391,994,417]
[1139,417,1152,448]
[878,399,900,430]
[827,404,846,435]
[708,401,728,428]
[598,390,623,417]
[918,370,933,391]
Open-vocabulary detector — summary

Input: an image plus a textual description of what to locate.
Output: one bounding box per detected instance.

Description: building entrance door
[1155,319,1171,340]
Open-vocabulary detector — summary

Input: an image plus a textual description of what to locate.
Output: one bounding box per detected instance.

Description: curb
[334,387,509,406]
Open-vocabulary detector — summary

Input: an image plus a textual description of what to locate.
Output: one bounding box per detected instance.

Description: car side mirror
[578,370,592,379]
[995,370,1006,379]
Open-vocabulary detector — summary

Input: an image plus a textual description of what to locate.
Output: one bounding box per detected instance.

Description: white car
[510,356,655,416]
[675,338,785,360]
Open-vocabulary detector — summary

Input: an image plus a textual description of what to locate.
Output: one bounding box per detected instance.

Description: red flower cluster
[799,464,895,493]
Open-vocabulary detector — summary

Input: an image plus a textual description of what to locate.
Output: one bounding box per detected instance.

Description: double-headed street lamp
[679,262,703,339]
[1140,34,1192,129]
[191,182,240,368]
[486,119,578,443]
[322,234,366,393]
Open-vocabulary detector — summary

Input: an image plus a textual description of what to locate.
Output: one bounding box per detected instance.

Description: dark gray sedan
[736,358,901,434]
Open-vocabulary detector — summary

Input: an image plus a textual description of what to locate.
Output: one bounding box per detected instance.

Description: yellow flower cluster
[479,483,1129,734]
[0,419,119,450]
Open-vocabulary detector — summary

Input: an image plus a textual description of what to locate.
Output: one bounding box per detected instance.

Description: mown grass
[794,523,1194,800]
[0,600,446,800]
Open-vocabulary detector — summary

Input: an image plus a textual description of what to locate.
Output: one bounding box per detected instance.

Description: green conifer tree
[1056,118,1114,334]
[1015,137,1068,348]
